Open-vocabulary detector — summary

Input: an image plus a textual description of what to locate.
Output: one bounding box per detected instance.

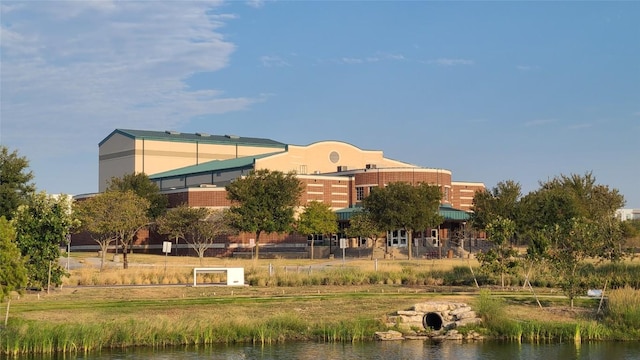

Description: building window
[356,187,364,200]
[299,165,307,175]
[444,187,450,202]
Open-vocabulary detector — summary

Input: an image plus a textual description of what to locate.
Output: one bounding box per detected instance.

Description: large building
[93,129,486,256]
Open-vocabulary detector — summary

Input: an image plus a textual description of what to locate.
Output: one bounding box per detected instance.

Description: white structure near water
[616,209,640,221]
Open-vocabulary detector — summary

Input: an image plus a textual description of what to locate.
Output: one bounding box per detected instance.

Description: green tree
[107,173,168,219]
[108,191,150,269]
[226,169,303,260]
[0,217,27,326]
[186,209,237,263]
[156,204,209,256]
[476,216,519,288]
[345,210,383,260]
[13,192,75,289]
[74,192,121,270]
[363,182,442,260]
[519,172,626,307]
[0,146,36,220]
[471,180,522,243]
[297,201,338,260]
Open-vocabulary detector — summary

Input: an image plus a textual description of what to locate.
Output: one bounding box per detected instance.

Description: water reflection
[21,341,640,360]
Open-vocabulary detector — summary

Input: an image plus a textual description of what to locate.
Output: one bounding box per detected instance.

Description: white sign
[249,238,255,247]
[339,238,347,249]
[162,241,172,253]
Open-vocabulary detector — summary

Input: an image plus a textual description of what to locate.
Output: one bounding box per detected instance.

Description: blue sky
[1,1,639,207]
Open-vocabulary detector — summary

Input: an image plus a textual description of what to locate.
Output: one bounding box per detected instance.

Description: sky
[1,1,639,207]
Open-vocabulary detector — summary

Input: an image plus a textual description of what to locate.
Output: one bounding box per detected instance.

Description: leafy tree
[0,146,36,220]
[74,192,119,270]
[13,192,75,289]
[186,209,236,263]
[363,182,442,260]
[0,217,27,300]
[296,201,338,260]
[226,169,303,260]
[156,204,209,256]
[0,217,27,326]
[519,172,626,307]
[107,173,168,219]
[476,216,519,288]
[345,209,383,260]
[471,180,522,243]
[108,191,150,269]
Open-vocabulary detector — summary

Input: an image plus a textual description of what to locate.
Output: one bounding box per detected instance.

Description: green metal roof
[99,129,287,148]
[335,205,471,222]
[149,152,284,179]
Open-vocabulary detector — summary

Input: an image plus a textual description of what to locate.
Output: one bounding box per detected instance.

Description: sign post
[162,241,172,273]
[340,238,347,264]
[249,238,255,259]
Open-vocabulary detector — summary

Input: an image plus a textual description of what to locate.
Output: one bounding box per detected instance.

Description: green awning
[335,205,471,222]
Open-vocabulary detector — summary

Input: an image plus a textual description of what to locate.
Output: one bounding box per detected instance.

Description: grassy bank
[3,254,640,355]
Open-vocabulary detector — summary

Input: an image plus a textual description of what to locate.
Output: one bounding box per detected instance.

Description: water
[21,341,640,360]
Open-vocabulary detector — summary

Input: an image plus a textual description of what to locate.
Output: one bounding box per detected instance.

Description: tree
[108,173,168,219]
[156,204,209,256]
[0,216,28,325]
[109,191,150,269]
[0,146,36,220]
[297,201,338,260]
[74,192,119,270]
[471,180,522,243]
[186,209,236,263]
[13,192,75,289]
[345,209,383,260]
[476,216,519,288]
[363,182,442,260]
[226,169,303,260]
[519,172,626,307]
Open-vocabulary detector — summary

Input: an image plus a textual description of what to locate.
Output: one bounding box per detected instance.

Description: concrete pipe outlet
[423,312,444,331]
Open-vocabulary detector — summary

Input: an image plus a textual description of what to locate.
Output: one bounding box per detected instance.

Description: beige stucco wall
[99,133,136,192]
[99,133,285,192]
[254,141,415,174]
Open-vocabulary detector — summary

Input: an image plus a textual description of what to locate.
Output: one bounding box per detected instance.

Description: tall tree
[13,192,76,289]
[296,201,338,260]
[0,217,27,326]
[345,210,383,260]
[476,216,519,288]
[107,173,168,219]
[226,169,303,260]
[471,180,522,241]
[108,191,150,269]
[519,172,626,307]
[74,192,119,270]
[0,146,36,220]
[156,204,209,256]
[186,209,236,263]
[364,182,442,260]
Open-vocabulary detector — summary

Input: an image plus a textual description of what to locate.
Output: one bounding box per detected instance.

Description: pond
[20,340,640,360]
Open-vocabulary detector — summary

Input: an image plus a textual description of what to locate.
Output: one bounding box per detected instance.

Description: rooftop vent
[337,166,348,172]
[365,164,377,169]
[195,132,211,137]
[225,134,240,139]
[165,130,181,135]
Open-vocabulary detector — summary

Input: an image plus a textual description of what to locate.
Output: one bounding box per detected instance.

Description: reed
[1,311,385,356]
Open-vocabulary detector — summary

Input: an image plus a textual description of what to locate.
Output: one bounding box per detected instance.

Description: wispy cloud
[246,0,265,8]
[429,58,474,66]
[633,111,640,116]
[524,119,556,127]
[334,52,405,65]
[516,64,539,71]
[260,55,290,67]
[1,1,258,157]
[568,123,593,130]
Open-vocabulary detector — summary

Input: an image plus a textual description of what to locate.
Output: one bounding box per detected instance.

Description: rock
[375,330,404,341]
[456,310,477,320]
[456,318,483,327]
[397,310,419,316]
[450,306,472,317]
